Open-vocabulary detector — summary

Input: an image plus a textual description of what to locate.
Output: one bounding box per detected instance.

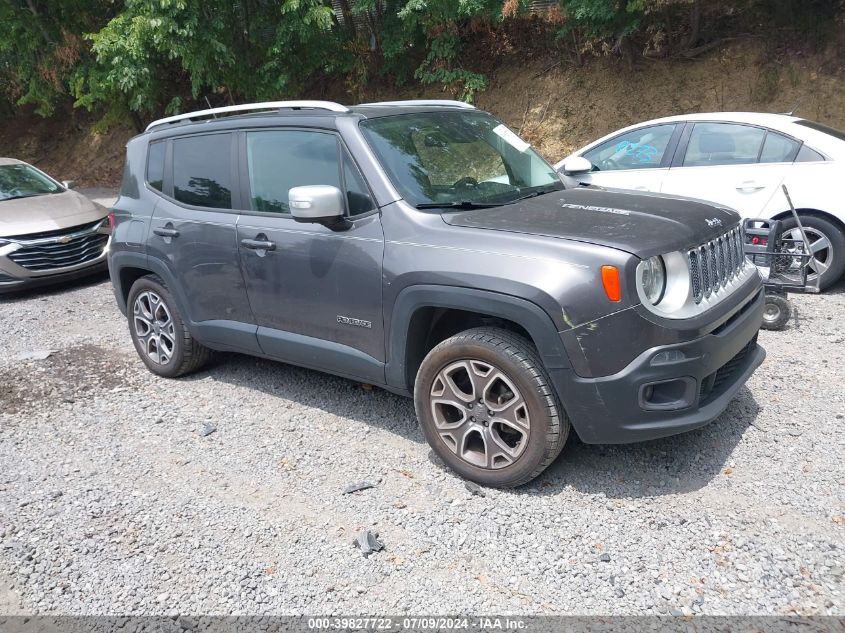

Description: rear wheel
[414,327,569,488]
[127,275,211,377]
[780,214,845,290]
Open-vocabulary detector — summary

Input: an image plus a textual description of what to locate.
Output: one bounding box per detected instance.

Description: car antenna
[782,99,802,116]
[204,96,216,118]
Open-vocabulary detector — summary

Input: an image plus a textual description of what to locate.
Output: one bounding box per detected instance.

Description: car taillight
[108,211,116,229]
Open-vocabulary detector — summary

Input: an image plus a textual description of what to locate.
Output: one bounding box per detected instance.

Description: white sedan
[555,113,845,289]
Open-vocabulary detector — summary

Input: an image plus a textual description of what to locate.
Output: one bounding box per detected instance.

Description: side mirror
[560,156,593,176]
[61,180,76,190]
[289,185,347,228]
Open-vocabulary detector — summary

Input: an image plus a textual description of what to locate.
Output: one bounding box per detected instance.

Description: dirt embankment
[1,39,844,187]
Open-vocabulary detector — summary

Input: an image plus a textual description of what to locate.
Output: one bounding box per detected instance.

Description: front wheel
[414,327,569,488]
[780,214,845,290]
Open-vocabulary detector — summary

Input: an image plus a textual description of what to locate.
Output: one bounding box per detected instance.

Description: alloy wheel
[429,359,530,470]
[133,290,176,365]
[783,227,832,282]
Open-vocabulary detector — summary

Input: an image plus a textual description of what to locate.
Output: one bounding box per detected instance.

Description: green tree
[0,0,115,116]
[74,0,348,118]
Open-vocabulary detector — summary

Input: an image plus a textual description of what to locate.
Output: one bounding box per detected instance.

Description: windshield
[359,111,563,207]
[0,163,63,201]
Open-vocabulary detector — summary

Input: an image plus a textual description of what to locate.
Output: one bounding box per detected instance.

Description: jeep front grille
[688,228,746,304]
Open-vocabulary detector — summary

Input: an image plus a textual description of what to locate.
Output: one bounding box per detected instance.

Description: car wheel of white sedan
[780,215,845,290]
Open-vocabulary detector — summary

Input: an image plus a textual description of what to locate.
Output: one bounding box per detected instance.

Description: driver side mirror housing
[560,156,593,176]
[289,185,350,230]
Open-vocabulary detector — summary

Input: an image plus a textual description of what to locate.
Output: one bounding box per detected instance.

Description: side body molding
[385,285,572,393]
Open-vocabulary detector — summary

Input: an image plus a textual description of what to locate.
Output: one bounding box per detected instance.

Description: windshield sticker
[492,124,530,153]
[561,202,630,216]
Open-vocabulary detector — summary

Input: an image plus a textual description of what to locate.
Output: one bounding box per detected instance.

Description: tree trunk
[337,0,357,39]
[680,0,702,53]
[129,109,144,134]
[24,0,54,45]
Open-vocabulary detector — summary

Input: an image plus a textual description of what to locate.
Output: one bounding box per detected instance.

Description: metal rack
[742,185,820,330]
[145,100,350,132]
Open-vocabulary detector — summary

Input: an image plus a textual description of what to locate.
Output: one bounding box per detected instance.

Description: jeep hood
[442,187,740,259]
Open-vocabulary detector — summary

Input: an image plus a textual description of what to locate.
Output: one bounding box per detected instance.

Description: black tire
[780,214,845,291]
[413,327,569,488]
[761,293,791,331]
[126,275,211,377]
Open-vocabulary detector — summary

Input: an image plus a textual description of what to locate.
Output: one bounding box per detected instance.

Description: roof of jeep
[136,103,483,140]
[350,104,480,118]
[216,103,478,121]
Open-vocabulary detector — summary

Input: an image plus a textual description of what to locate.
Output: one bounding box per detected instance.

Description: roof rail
[358,99,476,110]
[145,100,350,132]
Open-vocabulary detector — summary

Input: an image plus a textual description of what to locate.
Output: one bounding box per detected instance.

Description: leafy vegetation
[0,0,839,124]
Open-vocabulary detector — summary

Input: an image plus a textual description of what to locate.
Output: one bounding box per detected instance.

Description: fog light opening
[639,377,696,411]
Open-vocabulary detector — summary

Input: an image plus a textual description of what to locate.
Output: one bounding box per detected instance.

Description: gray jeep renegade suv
[109,99,765,487]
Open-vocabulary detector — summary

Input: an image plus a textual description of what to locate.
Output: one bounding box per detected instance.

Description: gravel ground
[0,273,843,616]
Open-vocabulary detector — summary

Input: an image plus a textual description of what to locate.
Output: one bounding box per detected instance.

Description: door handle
[240,238,276,251]
[153,227,180,238]
[736,181,765,193]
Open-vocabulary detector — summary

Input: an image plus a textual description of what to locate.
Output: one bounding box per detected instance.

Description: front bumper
[553,288,766,444]
[0,257,109,293]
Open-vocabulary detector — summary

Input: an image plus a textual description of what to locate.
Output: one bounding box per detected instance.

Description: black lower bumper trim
[552,288,766,444]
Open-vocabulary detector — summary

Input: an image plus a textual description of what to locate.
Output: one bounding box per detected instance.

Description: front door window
[583,124,678,171]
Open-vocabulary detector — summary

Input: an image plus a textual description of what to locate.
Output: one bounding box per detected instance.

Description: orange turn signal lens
[601,265,622,302]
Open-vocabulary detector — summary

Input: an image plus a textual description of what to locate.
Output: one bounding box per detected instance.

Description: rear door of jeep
[146,131,260,353]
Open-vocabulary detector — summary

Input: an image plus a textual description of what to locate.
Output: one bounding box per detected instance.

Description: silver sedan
[0,158,110,293]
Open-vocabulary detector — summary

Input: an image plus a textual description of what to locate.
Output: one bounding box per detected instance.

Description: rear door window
[583,124,678,171]
[759,132,800,163]
[683,123,765,167]
[172,134,233,209]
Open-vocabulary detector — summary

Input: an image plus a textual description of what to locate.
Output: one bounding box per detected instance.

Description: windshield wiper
[506,185,565,204]
[415,200,504,210]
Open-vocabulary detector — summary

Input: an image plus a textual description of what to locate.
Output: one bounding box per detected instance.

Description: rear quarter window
[146,141,165,191]
[795,145,826,162]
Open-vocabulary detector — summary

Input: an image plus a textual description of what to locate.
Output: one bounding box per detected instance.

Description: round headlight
[640,256,666,305]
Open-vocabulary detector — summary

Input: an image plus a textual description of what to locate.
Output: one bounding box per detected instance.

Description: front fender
[385,284,572,392]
